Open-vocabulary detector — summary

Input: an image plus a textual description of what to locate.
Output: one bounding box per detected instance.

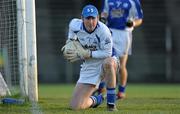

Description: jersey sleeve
[128,0,143,20]
[91,27,112,58]
[101,0,109,13]
[134,0,143,19]
[68,18,81,40]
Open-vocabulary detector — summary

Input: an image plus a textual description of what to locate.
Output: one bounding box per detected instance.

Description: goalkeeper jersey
[68,18,113,59]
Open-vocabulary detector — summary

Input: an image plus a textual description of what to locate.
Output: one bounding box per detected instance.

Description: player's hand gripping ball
[61,40,91,62]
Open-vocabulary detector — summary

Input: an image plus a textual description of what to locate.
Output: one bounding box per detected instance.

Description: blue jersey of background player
[98,0,143,99]
[102,0,143,30]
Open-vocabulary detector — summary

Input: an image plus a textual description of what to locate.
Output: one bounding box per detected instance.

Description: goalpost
[0,0,38,102]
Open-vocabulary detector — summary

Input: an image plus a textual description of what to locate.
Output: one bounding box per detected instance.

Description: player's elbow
[138,19,143,25]
[134,19,143,27]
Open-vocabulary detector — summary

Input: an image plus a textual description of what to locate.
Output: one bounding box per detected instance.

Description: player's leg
[117,54,128,99]
[97,80,106,95]
[102,57,117,111]
[117,30,132,100]
[97,56,128,100]
[70,83,104,110]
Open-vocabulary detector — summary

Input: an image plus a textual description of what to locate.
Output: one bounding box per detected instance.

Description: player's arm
[126,18,143,28]
[100,12,108,24]
[126,0,143,28]
[91,40,112,59]
[133,19,143,27]
[100,0,109,24]
[91,29,112,59]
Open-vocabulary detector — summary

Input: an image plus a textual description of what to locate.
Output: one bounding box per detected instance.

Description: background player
[62,5,118,111]
[99,0,143,99]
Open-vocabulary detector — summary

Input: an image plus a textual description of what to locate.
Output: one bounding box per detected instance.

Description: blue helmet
[82,5,98,18]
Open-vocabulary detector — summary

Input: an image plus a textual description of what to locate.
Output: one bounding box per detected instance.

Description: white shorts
[77,57,118,88]
[110,28,132,57]
[77,59,103,88]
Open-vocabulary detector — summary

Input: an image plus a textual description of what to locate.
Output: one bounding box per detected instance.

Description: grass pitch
[0,83,180,114]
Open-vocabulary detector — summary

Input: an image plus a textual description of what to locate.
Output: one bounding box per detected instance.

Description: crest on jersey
[123,3,128,8]
[111,8,124,18]
[83,37,97,51]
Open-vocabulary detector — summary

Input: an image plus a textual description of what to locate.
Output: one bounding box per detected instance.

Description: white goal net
[0,0,38,102]
[0,0,19,96]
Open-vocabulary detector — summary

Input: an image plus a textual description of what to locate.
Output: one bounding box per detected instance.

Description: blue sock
[90,94,104,108]
[118,85,126,93]
[99,81,106,89]
[98,81,106,94]
[107,88,116,105]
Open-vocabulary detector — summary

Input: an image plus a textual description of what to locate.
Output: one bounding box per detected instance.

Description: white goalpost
[25,0,38,102]
[17,0,28,98]
[0,0,38,102]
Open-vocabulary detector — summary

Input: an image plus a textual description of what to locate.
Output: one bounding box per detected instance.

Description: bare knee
[103,58,117,87]
[70,100,82,110]
[103,57,117,70]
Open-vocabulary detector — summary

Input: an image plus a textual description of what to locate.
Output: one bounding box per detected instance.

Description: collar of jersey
[81,22,100,34]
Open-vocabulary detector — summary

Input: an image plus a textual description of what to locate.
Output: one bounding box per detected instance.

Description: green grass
[0,84,180,114]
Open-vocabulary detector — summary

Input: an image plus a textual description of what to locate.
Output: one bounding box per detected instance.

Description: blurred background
[35,0,180,84]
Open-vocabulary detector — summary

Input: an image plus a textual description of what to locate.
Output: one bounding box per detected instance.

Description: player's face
[83,16,98,32]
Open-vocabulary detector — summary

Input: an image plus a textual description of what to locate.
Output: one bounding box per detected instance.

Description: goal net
[0,0,38,101]
[0,0,19,97]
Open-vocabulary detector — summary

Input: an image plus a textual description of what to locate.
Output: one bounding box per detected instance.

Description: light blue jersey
[68,18,112,59]
[102,0,143,30]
